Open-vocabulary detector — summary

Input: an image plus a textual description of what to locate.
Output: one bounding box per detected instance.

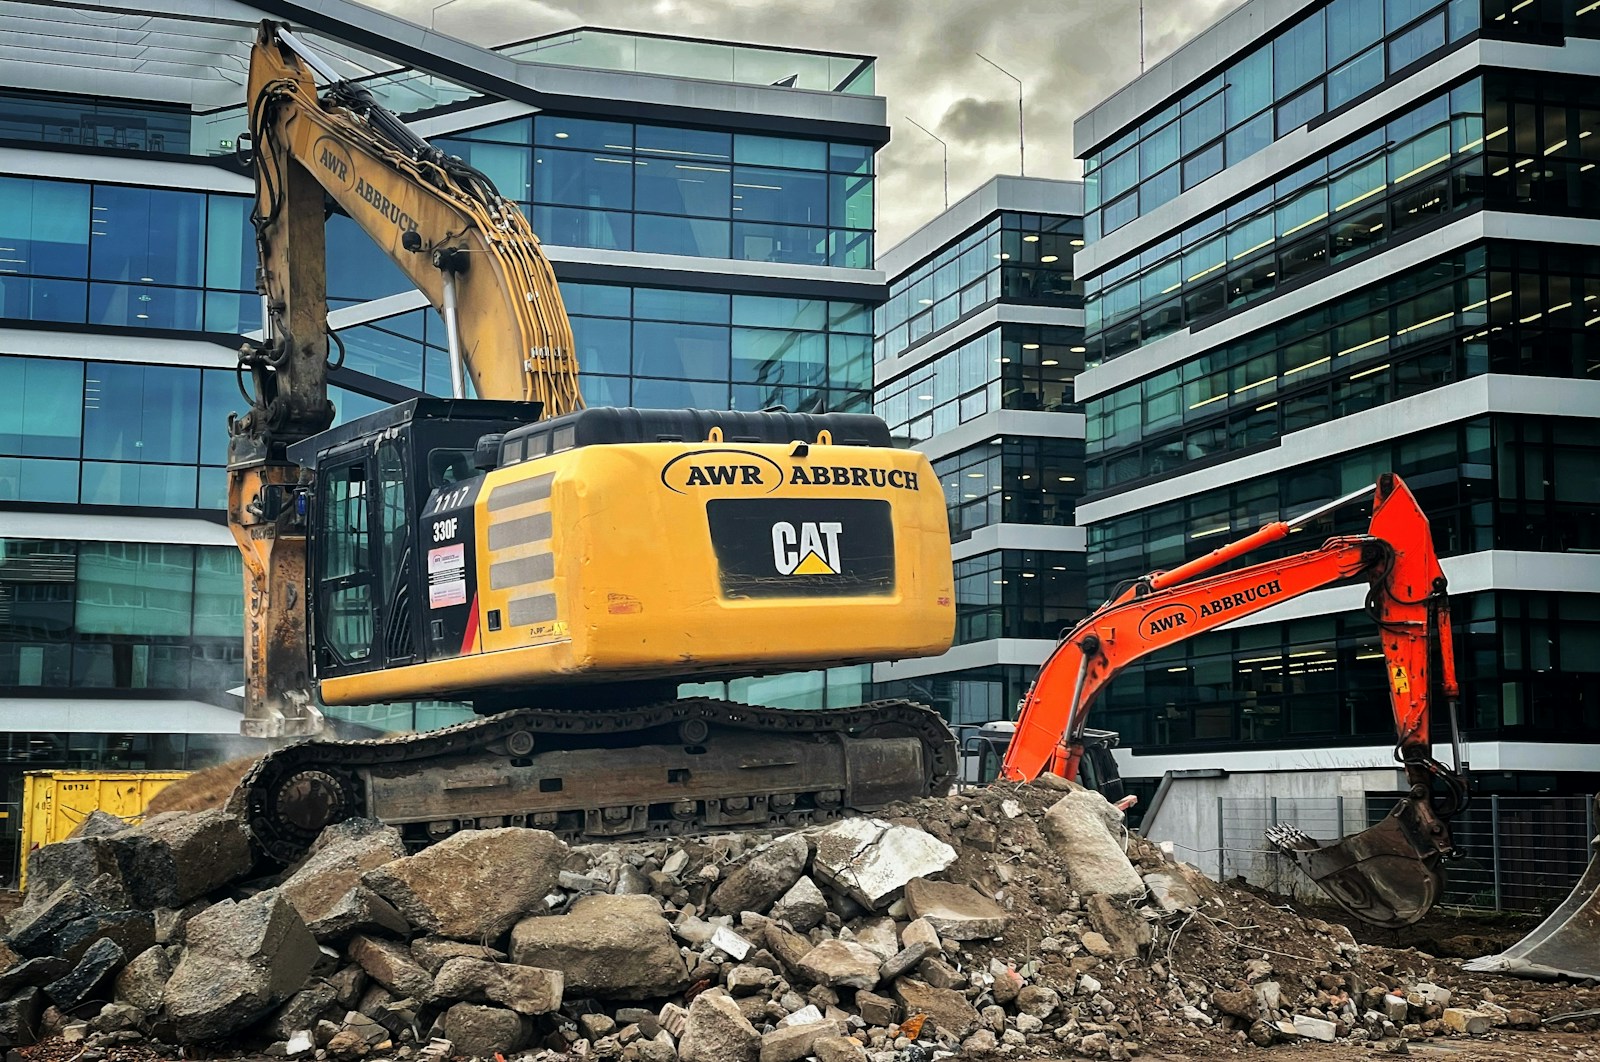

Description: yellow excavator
[226,22,957,862]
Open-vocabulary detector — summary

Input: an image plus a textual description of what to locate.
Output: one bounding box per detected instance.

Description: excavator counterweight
[1000,474,1469,928]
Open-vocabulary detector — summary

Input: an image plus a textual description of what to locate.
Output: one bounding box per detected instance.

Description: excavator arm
[229,21,579,736]
[1001,473,1469,927]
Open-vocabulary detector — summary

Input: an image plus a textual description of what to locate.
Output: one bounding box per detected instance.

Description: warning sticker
[427,543,467,608]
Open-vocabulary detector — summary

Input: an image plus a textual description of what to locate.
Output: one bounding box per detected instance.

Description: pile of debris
[1,778,1593,1061]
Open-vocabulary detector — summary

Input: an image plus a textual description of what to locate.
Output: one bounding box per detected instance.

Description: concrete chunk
[509,894,687,998]
[679,990,759,1062]
[1291,1014,1337,1041]
[430,957,563,1016]
[1143,871,1200,913]
[349,935,432,998]
[903,879,1008,940]
[410,938,506,975]
[280,819,409,940]
[364,828,567,941]
[795,939,881,990]
[1039,792,1144,898]
[759,1020,835,1062]
[709,834,810,916]
[769,875,828,932]
[443,1002,527,1058]
[124,808,254,908]
[809,819,955,911]
[1443,1008,1492,1035]
[113,945,170,1013]
[892,977,979,1039]
[42,936,124,1010]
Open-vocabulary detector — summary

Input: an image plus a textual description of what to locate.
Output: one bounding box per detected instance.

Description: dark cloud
[937,97,1022,147]
[366,0,1246,246]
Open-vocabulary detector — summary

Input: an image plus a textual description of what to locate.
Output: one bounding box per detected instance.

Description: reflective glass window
[1226,46,1273,124]
[1226,110,1274,164]
[0,176,89,277]
[734,134,826,170]
[89,185,204,287]
[1140,122,1179,176]
[1273,10,1326,97]
[1182,143,1224,189]
[635,288,729,324]
[636,126,732,162]
[0,356,83,458]
[1327,46,1385,110]
[75,543,193,636]
[733,166,824,225]
[735,223,828,266]
[1179,92,1224,155]
[1389,13,1445,69]
[534,148,635,210]
[1328,0,1384,64]
[81,363,200,464]
[633,321,729,380]
[635,215,729,257]
[1277,82,1325,136]
[533,116,631,151]
[570,316,632,376]
[527,205,631,251]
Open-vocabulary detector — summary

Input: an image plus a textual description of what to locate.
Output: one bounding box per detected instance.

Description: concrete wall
[1140,767,1406,896]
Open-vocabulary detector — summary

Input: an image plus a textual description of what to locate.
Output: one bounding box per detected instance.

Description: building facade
[871,177,1088,728]
[0,0,890,875]
[1072,0,1600,822]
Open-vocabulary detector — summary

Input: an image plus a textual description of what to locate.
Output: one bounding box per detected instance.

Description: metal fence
[1217,793,1596,914]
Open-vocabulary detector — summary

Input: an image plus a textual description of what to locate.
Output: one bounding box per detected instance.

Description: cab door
[314,452,381,678]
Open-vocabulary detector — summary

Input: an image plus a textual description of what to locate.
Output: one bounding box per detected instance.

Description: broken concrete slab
[163,890,320,1043]
[5,883,102,958]
[53,909,155,965]
[19,839,124,913]
[42,937,123,1010]
[364,827,567,941]
[410,939,507,975]
[348,935,432,998]
[809,819,955,911]
[113,945,169,1013]
[891,977,979,1039]
[1291,1014,1337,1041]
[709,834,809,916]
[1083,893,1151,960]
[430,957,563,1016]
[269,983,339,1041]
[903,878,1008,940]
[851,917,900,962]
[0,986,44,1046]
[442,1002,527,1057]
[759,1019,838,1062]
[795,939,881,990]
[877,941,932,983]
[1143,871,1201,913]
[678,990,759,1062]
[1039,791,1144,898]
[123,808,254,908]
[277,818,409,938]
[769,875,828,932]
[508,894,687,998]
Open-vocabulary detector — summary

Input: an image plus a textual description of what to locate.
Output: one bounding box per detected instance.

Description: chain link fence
[1217,793,1596,914]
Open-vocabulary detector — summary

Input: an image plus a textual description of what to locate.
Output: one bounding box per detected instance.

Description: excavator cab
[289,399,537,684]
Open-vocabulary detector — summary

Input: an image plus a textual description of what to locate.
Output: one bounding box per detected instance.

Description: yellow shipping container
[20,770,188,891]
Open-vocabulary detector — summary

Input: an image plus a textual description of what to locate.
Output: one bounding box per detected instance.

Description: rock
[769,877,828,932]
[795,940,880,990]
[327,966,368,1009]
[915,957,965,990]
[123,809,253,908]
[409,939,507,975]
[1211,987,1258,1021]
[1442,1008,1491,1035]
[509,894,687,998]
[1409,983,1451,1007]
[726,965,776,997]
[1504,1007,1540,1029]
[1080,931,1114,958]
[348,936,432,998]
[364,828,567,941]
[1014,985,1059,1020]
[809,819,955,910]
[962,1028,998,1053]
[5,884,101,958]
[856,990,899,1027]
[19,839,125,911]
[280,820,409,940]
[431,958,563,1016]
[812,1035,867,1062]
[711,925,753,960]
[443,1002,527,1057]
[1015,1012,1044,1034]
[271,983,340,1040]
[709,835,810,916]
[163,890,320,1043]
[903,879,1007,941]
[1247,1019,1275,1047]
[1039,792,1144,898]
[1080,1031,1110,1056]
[1142,871,1200,913]
[1383,993,1409,1023]
[891,978,978,1039]
[53,909,155,965]
[0,986,44,1046]
[679,990,759,1062]
[877,941,931,983]
[1255,980,1282,1013]
[852,917,900,962]
[759,1021,834,1062]
[1292,1014,1337,1041]
[0,957,69,998]
[114,946,170,1014]
[981,1004,1006,1033]
[43,937,124,1010]
[762,923,814,972]
[579,1012,616,1039]
[1079,974,1102,995]
[900,918,940,951]
[1083,894,1150,959]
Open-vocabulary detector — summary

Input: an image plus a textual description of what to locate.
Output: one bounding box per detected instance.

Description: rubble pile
[1,783,1594,1061]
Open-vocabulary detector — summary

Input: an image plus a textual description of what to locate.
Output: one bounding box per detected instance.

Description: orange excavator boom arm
[1000,473,1461,795]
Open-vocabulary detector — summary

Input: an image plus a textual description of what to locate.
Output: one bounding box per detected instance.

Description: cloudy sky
[368,0,1245,248]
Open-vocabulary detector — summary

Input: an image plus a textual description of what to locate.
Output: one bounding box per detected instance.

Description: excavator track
[231,697,957,863]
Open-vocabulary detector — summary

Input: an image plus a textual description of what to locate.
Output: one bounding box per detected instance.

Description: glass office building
[0,0,889,875]
[1073,0,1600,809]
[870,177,1088,728]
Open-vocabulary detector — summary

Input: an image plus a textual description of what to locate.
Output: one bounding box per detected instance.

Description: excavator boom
[1001,474,1467,927]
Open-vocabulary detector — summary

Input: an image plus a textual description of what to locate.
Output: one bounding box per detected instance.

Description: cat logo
[772,521,842,576]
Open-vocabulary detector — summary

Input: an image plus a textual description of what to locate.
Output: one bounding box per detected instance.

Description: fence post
[1491,794,1502,913]
[1217,796,1226,880]
[1337,794,1346,836]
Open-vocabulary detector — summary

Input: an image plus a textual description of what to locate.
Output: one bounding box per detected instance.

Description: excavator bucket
[1462,795,1600,981]
[1266,797,1447,929]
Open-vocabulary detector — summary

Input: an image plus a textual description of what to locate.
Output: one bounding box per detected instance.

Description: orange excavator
[1000,474,1471,929]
